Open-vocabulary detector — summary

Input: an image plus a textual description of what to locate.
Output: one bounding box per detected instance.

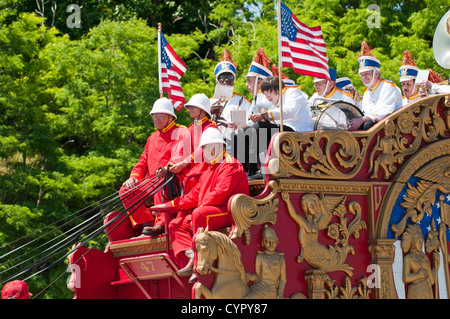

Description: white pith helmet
[185,93,211,116]
[150,97,177,119]
[199,127,226,147]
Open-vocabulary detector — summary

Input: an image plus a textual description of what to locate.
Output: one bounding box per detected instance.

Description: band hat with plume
[245,48,273,79]
[214,49,237,80]
[336,77,354,90]
[358,41,381,74]
[399,51,419,82]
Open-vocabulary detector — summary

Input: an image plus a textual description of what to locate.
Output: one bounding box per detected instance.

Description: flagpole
[277,0,284,131]
[157,22,163,98]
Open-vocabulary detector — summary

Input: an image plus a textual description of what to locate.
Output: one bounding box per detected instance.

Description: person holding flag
[246,76,313,180]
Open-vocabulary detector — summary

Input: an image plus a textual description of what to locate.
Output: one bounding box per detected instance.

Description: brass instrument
[433,9,450,69]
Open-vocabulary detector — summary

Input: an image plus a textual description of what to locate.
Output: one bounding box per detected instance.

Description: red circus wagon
[67,93,450,300]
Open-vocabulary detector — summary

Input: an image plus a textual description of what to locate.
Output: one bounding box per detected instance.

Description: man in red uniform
[152,127,249,279]
[141,93,218,235]
[168,93,217,191]
[119,97,189,236]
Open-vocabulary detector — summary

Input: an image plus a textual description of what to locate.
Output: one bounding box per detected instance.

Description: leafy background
[0,0,448,298]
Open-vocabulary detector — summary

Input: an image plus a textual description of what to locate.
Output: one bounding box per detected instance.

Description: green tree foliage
[0,0,448,298]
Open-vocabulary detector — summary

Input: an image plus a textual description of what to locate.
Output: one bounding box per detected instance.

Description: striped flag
[279,2,330,81]
[158,30,186,111]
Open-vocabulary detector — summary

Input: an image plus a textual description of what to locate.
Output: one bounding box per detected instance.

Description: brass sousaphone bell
[433,9,450,70]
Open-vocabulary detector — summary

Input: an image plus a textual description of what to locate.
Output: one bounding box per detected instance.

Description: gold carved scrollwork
[303,270,371,299]
[370,96,447,179]
[270,129,366,180]
[270,94,449,180]
[230,180,279,245]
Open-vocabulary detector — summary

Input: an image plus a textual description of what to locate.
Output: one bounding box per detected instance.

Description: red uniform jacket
[122,121,189,227]
[186,117,217,165]
[130,121,190,180]
[166,152,249,210]
[181,117,218,193]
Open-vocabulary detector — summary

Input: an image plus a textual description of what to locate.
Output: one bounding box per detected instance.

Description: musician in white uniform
[348,41,402,131]
[232,48,273,176]
[308,68,355,110]
[262,77,313,133]
[399,51,421,106]
[210,49,251,145]
[336,77,362,109]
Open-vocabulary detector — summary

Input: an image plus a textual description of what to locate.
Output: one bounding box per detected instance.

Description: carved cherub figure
[369,119,400,179]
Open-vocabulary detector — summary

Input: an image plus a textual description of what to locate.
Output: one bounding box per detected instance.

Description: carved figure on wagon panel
[246,225,286,299]
[401,224,436,299]
[369,119,400,179]
[282,192,366,276]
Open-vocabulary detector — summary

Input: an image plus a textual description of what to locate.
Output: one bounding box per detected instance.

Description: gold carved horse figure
[193,227,251,299]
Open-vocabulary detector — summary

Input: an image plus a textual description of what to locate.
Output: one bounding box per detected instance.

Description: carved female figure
[401,224,435,299]
[282,192,360,275]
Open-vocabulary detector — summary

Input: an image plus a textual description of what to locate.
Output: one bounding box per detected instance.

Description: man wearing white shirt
[308,68,355,108]
[231,48,274,177]
[209,49,251,145]
[348,41,402,131]
[260,77,313,133]
[399,51,421,107]
[243,76,312,180]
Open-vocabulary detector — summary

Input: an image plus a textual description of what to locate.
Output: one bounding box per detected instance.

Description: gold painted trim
[376,139,450,239]
[270,94,449,180]
[110,236,170,257]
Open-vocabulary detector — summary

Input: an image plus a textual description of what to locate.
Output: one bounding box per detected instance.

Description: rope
[0,171,176,298]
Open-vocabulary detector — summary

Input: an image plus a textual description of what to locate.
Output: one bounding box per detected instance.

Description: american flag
[280,2,330,81]
[159,31,186,111]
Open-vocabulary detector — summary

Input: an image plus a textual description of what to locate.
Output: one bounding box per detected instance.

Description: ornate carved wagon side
[67,93,450,299]
[194,93,450,299]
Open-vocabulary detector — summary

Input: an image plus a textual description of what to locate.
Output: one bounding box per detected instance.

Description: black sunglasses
[218,74,234,81]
